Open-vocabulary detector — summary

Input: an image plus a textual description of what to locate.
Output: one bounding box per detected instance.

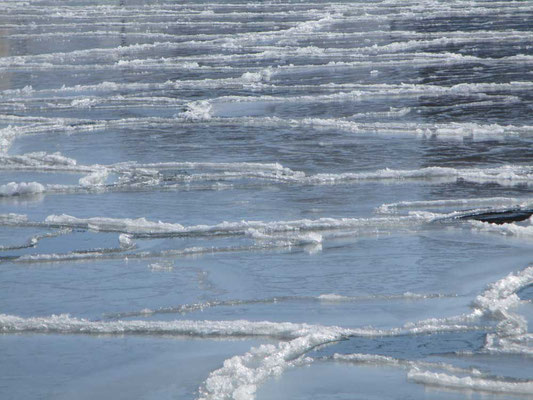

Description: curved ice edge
[2,116,533,156]
[7,256,525,335]
[1,206,532,265]
[0,316,482,400]
[0,227,71,251]
[1,264,531,399]
[4,80,532,98]
[40,213,432,236]
[2,48,532,72]
[0,312,486,340]
[328,352,533,395]
[0,315,342,339]
[484,333,533,355]
[10,244,280,264]
[407,368,533,395]
[1,264,530,339]
[2,152,532,194]
[2,206,532,264]
[103,292,455,319]
[13,205,532,237]
[330,352,484,376]
[197,331,343,400]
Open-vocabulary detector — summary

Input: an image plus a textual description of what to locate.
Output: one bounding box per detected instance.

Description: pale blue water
[0,0,532,399]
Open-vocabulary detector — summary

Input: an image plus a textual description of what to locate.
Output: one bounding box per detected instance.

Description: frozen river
[0,0,532,399]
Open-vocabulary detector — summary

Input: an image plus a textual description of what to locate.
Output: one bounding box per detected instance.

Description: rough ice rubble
[473,265,533,334]
[41,213,432,236]
[0,314,338,338]
[0,181,90,198]
[198,84,521,107]
[240,67,273,84]
[2,79,530,99]
[270,117,532,140]
[0,263,532,398]
[246,228,323,246]
[173,113,533,141]
[44,214,185,234]
[0,125,23,153]
[118,233,135,249]
[3,197,532,264]
[1,41,531,73]
[375,197,533,242]
[0,213,28,225]
[78,169,109,187]
[4,25,529,43]
[0,212,430,262]
[0,181,45,196]
[398,265,533,342]
[179,100,212,120]
[332,266,533,396]
[1,114,531,152]
[307,165,533,185]
[2,152,531,196]
[470,218,533,240]
[0,151,78,169]
[484,333,533,355]
[2,1,533,398]
[5,204,532,265]
[198,332,340,400]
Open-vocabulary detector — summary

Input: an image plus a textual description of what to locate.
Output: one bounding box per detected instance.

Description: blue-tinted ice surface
[1,0,533,399]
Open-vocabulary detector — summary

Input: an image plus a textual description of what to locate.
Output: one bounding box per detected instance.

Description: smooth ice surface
[1,0,532,399]
[256,361,533,400]
[0,334,264,400]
